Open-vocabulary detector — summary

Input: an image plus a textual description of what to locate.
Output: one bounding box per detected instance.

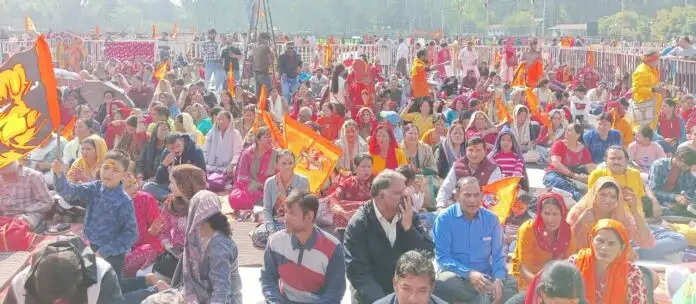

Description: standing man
[261,191,346,303]
[374,250,448,304]
[396,38,410,78]
[201,29,224,92]
[252,32,274,98]
[457,41,479,79]
[278,41,303,102]
[221,35,243,80]
[433,177,513,304]
[344,170,433,304]
[410,50,431,101]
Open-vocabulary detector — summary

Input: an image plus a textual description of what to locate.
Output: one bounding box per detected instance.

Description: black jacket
[136,136,166,180]
[344,201,433,304]
[154,134,206,185]
[278,50,302,78]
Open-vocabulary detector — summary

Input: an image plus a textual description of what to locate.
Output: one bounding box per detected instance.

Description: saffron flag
[227,65,236,97]
[0,35,61,169]
[481,176,521,225]
[25,17,37,34]
[284,115,342,193]
[495,96,512,124]
[526,60,543,89]
[525,88,550,129]
[250,85,268,133]
[153,60,169,81]
[152,24,157,39]
[511,63,526,87]
[263,112,285,148]
[95,25,101,39]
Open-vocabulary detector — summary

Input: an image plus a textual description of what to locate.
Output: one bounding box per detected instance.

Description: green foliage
[598,10,650,40]
[650,5,696,41]
[503,10,535,35]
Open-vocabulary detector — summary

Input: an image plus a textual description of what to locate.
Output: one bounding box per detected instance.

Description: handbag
[0,216,37,252]
[152,250,180,279]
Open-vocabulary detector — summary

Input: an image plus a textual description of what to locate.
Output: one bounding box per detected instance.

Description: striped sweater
[261,227,346,303]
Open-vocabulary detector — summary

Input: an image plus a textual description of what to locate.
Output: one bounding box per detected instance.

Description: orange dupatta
[573,219,631,304]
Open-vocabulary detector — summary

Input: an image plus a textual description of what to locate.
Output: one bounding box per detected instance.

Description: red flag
[0,35,60,169]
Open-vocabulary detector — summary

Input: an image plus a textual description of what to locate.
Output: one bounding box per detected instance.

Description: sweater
[344,202,433,304]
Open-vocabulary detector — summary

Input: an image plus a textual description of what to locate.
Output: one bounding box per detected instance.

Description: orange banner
[284,115,342,193]
[227,65,236,97]
[525,88,550,129]
[495,96,512,124]
[481,176,521,224]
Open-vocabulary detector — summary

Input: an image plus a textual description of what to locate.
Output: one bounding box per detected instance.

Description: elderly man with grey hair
[0,160,54,232]
[433,176,516,304]
[344,169,433,304]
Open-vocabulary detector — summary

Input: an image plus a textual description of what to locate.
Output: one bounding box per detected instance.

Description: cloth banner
[104,41,156,63]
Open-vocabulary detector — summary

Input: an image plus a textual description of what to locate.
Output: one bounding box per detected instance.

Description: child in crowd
[504,192,533,258]
[628,125,666,181]
[52,150,138,281]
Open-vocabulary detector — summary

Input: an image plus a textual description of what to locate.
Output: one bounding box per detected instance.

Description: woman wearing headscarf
[66,135,108,184]
[169,164,243,304]
[323,153,374,229]
[566,176,654,250]
[185,103,213,136]
[175,112,206,147]
[510,105,540,163]
[535,108,568,164]
[421,113,448,148]
[368,123,408,175]
[228,127,278,212]
[511,192,576,291]
[434,121,467,179]
[122,172,163,278]
[465,111,498,147]
[569,219,648,304]
[137,121,170,182]
[335,120,368,173]
[356,107,377,139]
[401,123,437,176]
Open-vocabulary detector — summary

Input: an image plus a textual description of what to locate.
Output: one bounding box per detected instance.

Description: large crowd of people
[5,29,696,304]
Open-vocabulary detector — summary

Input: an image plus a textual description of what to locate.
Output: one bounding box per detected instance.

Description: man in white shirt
[457,41,479,79]
[570,86,590,123]
[587,82,610,115]
[396,38,410,77]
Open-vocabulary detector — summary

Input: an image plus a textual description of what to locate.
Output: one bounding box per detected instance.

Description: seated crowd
[6,35,696,304]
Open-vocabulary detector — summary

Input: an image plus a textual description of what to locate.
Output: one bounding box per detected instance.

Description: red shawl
[533,192,571,259]
[368,123,399,170]
[658,112,681,140]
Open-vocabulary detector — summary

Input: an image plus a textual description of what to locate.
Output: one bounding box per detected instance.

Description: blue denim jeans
[204,62,225,91]
[281,73,300,102]
[636,225,688,261]
[542,171,585,201]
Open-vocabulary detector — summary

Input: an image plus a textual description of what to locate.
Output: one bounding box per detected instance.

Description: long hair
[331,64,345,94]
[170,164,207,200]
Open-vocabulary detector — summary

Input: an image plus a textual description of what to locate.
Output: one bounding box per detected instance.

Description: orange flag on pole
[171,24,179,40]
[153,60,169,81]
[525,60,543,89]
[258,85,267,112]
[525,88,550,129]
[481,176,522,224]
[95,25,101,39]
[263,112,285,148]
[284,115,342,193]
[0,35,61,169]
[227,65,236,98]
[25,17,37,33]
[511,63,526,87]
[495,96,512,124]
[152,24,157,39]
[250,85,268,133]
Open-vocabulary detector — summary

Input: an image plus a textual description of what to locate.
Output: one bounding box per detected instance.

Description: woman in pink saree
[436,41,451,81]
[227,127,278,211]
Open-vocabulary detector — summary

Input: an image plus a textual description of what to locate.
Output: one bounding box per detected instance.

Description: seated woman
[228,127,278,212]
[535,109,569,164]
[66,135,107,184]
[401,123,437,176]
[335,120,368,173]
[149,195,188,280]
[186,102,213,136]
[569,219,649,304]
[169,164,243,303]
[174,112,205,147]
[106,114,148,162]
[400,98,434,138]
[251,150,309,248]
[317,102,345,141]
[465,111,498,148]
[488,127,529,191]
[356,106,378,139]
[657,98,686,154]
[627,125,666,181]
[567,176,655,250]
[583,112,623,164]
[510,105,541,163]
[137,121,171,182]
[204,111,243,179]
[122,171,163,278]
[323,154,374,229]
[543,123,596,201]
[434,121,466,179]
[504,261,587,304]
[368,123,408,175]
[421,113,448,148]
[511,192,577,291]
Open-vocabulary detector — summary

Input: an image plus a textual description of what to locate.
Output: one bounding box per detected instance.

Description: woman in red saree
[323,154,374,228]
[368,122,408,175]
